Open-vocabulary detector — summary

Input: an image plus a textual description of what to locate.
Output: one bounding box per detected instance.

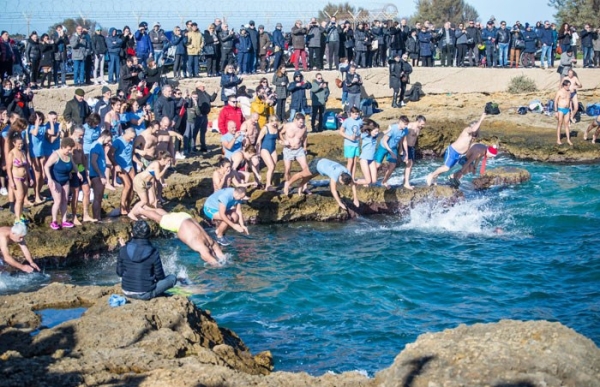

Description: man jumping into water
[449,143,498,187]
[555,79,573,146]
[427,112,486,186]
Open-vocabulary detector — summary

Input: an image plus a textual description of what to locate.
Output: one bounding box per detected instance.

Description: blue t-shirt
[205,188,240,211]
[386,124,408,150]
[316,158,350,181]
[44,123,61,155]
[83,124,102,155]
[88,141,106,178]
[112,136,134,171]
[1,125,9,139]
[121,111,146,136]
[360,132,378,161]
[28,124,47,158]
[342,117,362,148]
[221,133,244,160]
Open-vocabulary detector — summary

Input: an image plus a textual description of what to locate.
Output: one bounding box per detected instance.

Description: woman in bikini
[129,151,171,221]
[104,97,122,190]
[256,115,281,191]
[44,137,79,230]
[6,134,31,224]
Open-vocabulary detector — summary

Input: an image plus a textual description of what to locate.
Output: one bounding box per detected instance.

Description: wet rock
[374,319,600,387]
[472,167,532,190]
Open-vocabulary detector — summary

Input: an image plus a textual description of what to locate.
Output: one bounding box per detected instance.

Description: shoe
[400,101,406,107]
[50,221,61,230]
[93,80,99,85]
[0,187,7,196]
[215,236,230,246]
[175,152,186,160]
[101,81,108,85]
[61,221,74,228]
[200,146,208,152]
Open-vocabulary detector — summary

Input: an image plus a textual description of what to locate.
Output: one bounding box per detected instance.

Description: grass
[507,75,538,94]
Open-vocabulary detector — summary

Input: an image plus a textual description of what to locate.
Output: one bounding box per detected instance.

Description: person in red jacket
[218,95,244,135]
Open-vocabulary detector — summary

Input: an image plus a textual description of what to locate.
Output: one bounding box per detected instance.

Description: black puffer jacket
[117,238,166,293]
[25,38,41,62]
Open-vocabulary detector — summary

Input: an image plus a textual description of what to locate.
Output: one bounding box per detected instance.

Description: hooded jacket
[117,238,166,293]
[106,28,123,55]
[134,30,152,55]
[91,31,108,55]
[287,71,311,110]
[25,38,41,62]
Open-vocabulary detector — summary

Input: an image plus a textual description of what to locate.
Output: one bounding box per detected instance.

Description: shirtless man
[238,113,262,184]
[566,69,582,124]
[403,115,427,190]
[427,112,486,186]
[450,143,498,187]
[282,113,310,195]
[134,120,160,170]
[555,79,573,146]
[69,126,95,224]
[584,115,600,143]
[0,223,40,273]
[132,207,226,266]
[155,117,183,202]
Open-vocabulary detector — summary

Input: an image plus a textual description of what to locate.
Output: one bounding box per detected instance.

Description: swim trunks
[283,147,306,161]
[343,146,360,159]
[374,146,397,164]
[308,158,322,176]
[203,206,219,221]
[406,146,416,161]
[159,212,192,233]
[133,174,152,192]
[443,145,463,168]
[557,107,570,116]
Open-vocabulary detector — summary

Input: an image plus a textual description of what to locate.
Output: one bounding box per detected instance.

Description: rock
[472,167,532,190]
[373,319,600,387]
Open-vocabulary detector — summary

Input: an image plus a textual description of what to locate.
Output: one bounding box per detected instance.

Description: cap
[276,23,282,28]
[487,20,494,25]
[258,25,264,29]
[75,88,85,96]
[249,20,255,26]
[487,145,498,155]
[154,21,161,27]
[101,86,111,94]
[95,25,102,31]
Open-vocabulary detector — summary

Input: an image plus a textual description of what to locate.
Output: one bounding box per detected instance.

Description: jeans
[346,93,360,113]
[355,50,366,68]
[308,47,322,69]
[541,45,552,67]
[197,115,208,149]
[238,52,250,74]
[248,50,256,73]
[327,41,339,70]
[127,274,177,300]
[582,46,594,67]
[173,54,183,77]
[183,121,198,154]
[311,104,325,131]
[138,52,150,67]
[187,55,199,76]
[485,45,496,67]
[440,44,456,66]
[73,59,84,85]
[107,53,120,83]
[93,54,105,82]
[53,60,66,85]
[276,98,286,121]
[153,49,163,66]
[272,50,284,72]
[497,43,509,66]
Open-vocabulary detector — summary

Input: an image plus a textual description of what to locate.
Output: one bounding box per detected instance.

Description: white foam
[161,249,189,281]
[0,271,49,293]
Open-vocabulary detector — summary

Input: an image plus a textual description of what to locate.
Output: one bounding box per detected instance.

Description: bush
[507,75,538,94]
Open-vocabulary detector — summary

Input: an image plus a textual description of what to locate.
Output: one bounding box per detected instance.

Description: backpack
[360,98,374,117]
[546,99,554,113]
[405,82,424,102]
[517,106,527,115]
[586,103,600,116]
[324,111,339,130]
[485,102,500,115]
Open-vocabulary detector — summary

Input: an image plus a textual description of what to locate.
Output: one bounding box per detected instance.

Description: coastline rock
[472,167,532,190]
[374,319,600,387]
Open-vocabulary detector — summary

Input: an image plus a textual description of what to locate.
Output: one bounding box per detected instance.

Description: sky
[1,0,556,36]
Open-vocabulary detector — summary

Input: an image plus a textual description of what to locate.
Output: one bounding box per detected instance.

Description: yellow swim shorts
[159,212,192,233]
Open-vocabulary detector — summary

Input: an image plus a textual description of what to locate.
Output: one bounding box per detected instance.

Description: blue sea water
[1,155,599,376]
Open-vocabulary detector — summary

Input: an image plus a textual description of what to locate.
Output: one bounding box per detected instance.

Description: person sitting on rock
[427,112,486,186]
[117,220,177,300]
[285,157,359,211]
[203,187,249,246]
[0,223,40,273]
[130,207,226,266]
[583,115,600,143]
[449,144,498,187]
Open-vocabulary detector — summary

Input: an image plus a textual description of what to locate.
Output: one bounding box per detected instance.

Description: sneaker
[61,221,74,228]
[50,221,61,230]
[101,80,108,85]
[215,236,231,246]
[93,80,99,85]
[0,187,7,196]
[400,101,406,107]
[175,152,186,160]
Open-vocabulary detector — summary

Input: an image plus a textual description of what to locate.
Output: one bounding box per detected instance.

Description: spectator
[195,81,217,152]
[134,22,152,66]
[538,21,554,69]
[185,22,203,77]
[341,21,354,62]
[310,73,330,132]
[237,28,252,75]
[24,31,41,87]
[406,29,420,66]
[344,64,362,113]
[389,53,412,108]
[481,21,497,67]
[272,64,289,122]
[522,23,538,68]
[354,23,369,68]
[149,22,168,66]
[0,31,15,79]
[203,24,219,77]
[439,22,456,67]
[121,26,136,63]
[117,220,176,300]
[287,71,311,121]
[38,34,55,89]
[326,17,341,70]
[291,20,308,71]
[247,21,259,74]
[91,26,108,85]
[220,64,243,102]
[257,25,270,73]
[70,26,88,86]
[63,88,91,126]
[271,23,286,71]
[557,23,572,55]
[154,85,177,125]
[593,27,600,67]
[170,26,186,79]
[251,82,275,130]
[509,26,524,68]
[218,94,244,135]
[106,28,123,84]
[52,26,69,87]
[455,23,469,67]
[218,23,236,73]
[465,20,481,67]
[307,18,324,70]
[580,24,595,68]
[496,21,510,67]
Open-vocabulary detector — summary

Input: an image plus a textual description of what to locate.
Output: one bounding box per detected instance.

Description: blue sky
[2,0,556,36]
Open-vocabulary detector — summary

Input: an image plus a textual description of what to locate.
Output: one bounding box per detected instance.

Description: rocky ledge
[0,284,598,387]
[472,167,532,190]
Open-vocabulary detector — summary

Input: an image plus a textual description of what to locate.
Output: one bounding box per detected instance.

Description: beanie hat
[487,145,498,155]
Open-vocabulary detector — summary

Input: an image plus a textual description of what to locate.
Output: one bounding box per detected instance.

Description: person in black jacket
[117,220,176,300]
[91,26,108,85]
[389,53,412,108]
[24,32,41,87]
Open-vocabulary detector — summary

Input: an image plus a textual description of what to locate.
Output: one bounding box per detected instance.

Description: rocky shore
[0,283,598,387]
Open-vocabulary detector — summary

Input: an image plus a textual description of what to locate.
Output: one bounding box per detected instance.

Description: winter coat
[117,238,166,294]
[247,27,259,52]
[170,34,186,55]
[217,105,243,134]
[63,97,91,126]
[345,71,362,94]
[389,26,406,50]
[510,31,523,49]
[326,23,341,43]
[417,31,433,57]
[69,33,87,60]
[310,79,330,106]
[272,73,289,100]
[203,30,217,57]
[580,29,595,48]
[148,28,168,50]
[354,29,368,52]
[481,27,497,45]
[220,73,243,102]
[250,98,274,129]
[307,24,323,48]
[219,30,236,52]
[523,30,538,53]
[53,33,69,61]
[91,32,108,55]
[106,28,123,55]
[39,42,55,67]
[272,29,285,50]
[236,33,252,53]
[258,31,271,55]
[287,71,311,110]
[134,30,152,56]
[197,89,217,115]
[407,35,420,59]
[185,30,203,55]
[291,26,307,50]
[496,28,510,44]
[466,26,481,44]
[439,28,456,47]
[537,27,554,46]
[455,29,468,45]
[25,38,41,62]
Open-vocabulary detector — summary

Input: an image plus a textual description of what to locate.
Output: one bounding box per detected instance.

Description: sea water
[1,155,599,376]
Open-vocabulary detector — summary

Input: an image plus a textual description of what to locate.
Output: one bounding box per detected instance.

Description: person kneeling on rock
[117,220,176,300]
[449,144,498,187]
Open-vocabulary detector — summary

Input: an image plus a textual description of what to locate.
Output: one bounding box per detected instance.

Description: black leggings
[276,98,286,122]
[173,54,184,77]
[29,58,40,83]
[456,44,467,66]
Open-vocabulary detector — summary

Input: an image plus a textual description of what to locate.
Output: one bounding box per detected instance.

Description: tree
[317,2,369,25]
[47,17,98,36]
[411,0,480,26]
[548,0,600,28]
